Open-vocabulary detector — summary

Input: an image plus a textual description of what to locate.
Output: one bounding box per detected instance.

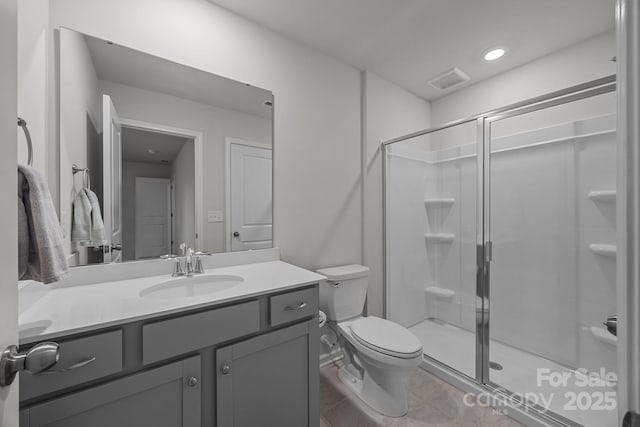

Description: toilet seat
[350,317,422,359]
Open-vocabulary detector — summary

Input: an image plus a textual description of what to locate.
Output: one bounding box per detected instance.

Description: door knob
[233,232,240,238]
[604,315,617,336]
[0,342,60,386]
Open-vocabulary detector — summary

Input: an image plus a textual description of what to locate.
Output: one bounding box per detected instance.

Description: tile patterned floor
[320,361,524,427]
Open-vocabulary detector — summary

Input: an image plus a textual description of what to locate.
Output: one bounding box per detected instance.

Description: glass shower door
[385,120,480,379]
[486,89,618,426]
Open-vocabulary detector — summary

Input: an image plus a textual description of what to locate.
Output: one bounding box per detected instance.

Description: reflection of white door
[102,95,122,262]
[229,142,272,251]
[135,178,171,259]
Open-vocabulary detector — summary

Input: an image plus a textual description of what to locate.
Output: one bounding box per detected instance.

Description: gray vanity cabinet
[216,318,319,427]
[19,284,320,427]
[22,355,201,427]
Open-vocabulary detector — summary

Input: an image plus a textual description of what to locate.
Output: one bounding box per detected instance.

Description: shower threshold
[410,319,617,427]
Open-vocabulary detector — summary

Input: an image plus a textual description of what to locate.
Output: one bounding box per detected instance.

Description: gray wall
[171,141,195,252]
[59,29,101,260]
[50,0,362,272]
[362,71,431,318]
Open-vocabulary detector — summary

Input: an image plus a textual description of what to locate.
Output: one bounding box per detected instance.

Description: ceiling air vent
[428,67,470,91]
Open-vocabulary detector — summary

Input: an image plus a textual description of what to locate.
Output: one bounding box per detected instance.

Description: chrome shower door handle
[604,315,617,336]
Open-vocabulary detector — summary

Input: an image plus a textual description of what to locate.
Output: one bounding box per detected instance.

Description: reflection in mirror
[58,28,274,267]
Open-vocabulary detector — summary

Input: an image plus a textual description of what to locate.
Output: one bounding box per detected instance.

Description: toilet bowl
[317,265,423,417]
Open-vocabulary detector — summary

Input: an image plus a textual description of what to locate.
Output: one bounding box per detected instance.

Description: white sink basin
[139,274,244,299]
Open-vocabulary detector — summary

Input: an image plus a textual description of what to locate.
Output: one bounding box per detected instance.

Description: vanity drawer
[270,286,318,326]
[20,330,123,401]
[142,300,260,365]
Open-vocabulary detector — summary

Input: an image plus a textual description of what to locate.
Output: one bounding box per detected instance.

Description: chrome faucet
[162,244,209,277]
[180,244,208,276]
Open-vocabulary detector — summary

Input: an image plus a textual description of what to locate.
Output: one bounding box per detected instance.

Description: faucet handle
[194,256,204,274]
[172,258,185,277]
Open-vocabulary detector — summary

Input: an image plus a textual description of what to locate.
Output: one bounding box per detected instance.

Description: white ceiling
[85,34,273,119]
[208,0,615,100]
[121,127,189,164]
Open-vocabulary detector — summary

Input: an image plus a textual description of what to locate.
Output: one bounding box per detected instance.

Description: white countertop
[19,260,325,344]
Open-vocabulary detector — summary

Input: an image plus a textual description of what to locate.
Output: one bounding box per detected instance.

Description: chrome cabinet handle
[221,364,231,375]
[41,357,97,375]
[284,302,307,311]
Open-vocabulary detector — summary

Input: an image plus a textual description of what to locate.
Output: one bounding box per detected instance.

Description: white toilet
[317,264,423,417]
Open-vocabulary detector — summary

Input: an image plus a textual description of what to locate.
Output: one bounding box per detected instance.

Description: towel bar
[72,164,91,190]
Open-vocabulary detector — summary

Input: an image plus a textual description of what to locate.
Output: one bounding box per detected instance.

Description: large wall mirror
[58,28,274,267]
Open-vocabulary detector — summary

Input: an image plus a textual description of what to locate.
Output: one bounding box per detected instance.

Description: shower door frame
[382,74,617,426]
[480,79,617,427]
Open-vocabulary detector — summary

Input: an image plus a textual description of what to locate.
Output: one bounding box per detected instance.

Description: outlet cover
[207,210,223,223]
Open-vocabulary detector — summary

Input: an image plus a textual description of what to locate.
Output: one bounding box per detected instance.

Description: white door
[229,143,272,251]
[135,177,172,259]
[0,0,19,417]
[102,95,123,263]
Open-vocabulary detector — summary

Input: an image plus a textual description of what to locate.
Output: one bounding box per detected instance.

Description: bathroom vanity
[18,258,322,427]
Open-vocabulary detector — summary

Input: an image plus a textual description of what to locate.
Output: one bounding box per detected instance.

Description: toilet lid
[350,317,422,358]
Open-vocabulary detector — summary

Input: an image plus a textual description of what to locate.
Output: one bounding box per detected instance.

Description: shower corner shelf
[589,243,617,258]
[588,190,616,203]
[424,286,455,300]
[424,198,455,208]
[424,233,455,244]
[589,326,617,346]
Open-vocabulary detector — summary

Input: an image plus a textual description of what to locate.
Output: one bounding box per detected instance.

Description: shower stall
[383,76,618,426]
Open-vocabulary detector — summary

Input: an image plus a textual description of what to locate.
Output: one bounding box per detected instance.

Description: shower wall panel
[386,154,434,327]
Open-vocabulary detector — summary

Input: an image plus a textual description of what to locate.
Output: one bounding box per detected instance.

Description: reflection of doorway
[225,138,273,251]
[120,125,197,260]
[135,177,172,258]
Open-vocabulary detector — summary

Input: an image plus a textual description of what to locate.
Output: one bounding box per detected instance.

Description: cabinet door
[23,356,201,427]
[217,319,319,427]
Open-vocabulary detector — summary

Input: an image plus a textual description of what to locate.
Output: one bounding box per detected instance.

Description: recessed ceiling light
[484,48,506,61]
[147,149,159,155]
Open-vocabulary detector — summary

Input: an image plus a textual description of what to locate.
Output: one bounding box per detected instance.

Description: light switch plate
[207,210,223,222]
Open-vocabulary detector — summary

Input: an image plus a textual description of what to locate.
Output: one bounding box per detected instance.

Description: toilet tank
[316,264,370,321]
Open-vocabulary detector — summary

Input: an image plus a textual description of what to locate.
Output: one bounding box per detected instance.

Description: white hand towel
[18,165,69,284]
[71,190,92,243]
[84,189,106,245]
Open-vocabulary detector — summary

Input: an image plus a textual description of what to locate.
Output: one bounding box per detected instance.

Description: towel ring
[17,117,33,166]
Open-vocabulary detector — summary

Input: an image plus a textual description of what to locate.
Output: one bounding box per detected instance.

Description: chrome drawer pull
[40,357,97,375]
[284,302,307,311]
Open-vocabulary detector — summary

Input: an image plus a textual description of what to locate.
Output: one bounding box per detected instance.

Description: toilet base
[337,357,411,418]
